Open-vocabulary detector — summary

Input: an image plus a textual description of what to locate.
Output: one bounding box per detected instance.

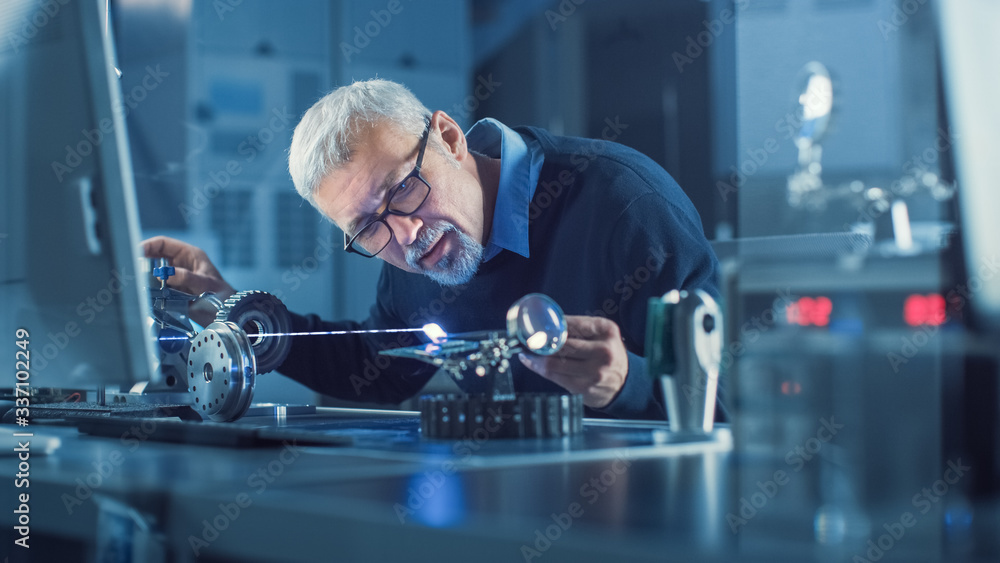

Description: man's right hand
[142,236,236,326]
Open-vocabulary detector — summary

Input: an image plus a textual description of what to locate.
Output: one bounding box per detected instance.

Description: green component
[645,296,676,379]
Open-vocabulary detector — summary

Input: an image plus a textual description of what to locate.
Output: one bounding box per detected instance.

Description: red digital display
[781,381,802,395]
[786,296,833,327]
[904,294,946,327]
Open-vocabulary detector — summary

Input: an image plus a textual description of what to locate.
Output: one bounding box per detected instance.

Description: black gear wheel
[419,393,584,439]
[215,291,291,374]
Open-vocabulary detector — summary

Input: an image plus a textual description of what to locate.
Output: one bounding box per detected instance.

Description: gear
[419,393,584,439]
[215,291,291,374]
[187,321,256,422]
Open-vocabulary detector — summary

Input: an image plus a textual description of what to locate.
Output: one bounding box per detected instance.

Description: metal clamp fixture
[647,289,723,435]
[382,294,584,439]
[146,261,293,422]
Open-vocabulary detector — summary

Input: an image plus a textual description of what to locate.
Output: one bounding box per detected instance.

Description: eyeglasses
[344,121,432,258]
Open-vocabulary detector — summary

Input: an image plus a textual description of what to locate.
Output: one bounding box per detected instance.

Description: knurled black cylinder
[418,393,583,440]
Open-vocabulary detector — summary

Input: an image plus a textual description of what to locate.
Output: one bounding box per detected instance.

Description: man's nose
[386,213,422,246]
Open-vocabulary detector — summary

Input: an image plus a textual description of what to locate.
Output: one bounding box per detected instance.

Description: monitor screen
[0,0,159,389]
[939,1,1000,332]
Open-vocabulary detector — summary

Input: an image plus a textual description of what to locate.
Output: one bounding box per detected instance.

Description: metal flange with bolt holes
[215,290,292,374]
[187,321,256,422]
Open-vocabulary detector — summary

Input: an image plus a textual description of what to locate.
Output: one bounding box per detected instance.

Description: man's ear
[430,110,469,162]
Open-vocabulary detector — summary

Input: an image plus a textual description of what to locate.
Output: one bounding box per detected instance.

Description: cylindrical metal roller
[187,321,256,422]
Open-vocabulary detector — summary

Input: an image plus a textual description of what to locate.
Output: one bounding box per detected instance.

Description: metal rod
[157,327,431,341]
[444,329,505,341]
[252,328,430,338]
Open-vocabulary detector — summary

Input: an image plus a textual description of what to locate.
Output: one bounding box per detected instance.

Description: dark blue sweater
[277,126,719,419]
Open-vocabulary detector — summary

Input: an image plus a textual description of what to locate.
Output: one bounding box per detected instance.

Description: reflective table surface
[1,407,996,562]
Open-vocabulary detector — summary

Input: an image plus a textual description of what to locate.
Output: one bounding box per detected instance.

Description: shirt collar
[465,118,544,261]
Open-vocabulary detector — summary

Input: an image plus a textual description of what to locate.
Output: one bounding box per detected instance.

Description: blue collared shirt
[465,118,545,262]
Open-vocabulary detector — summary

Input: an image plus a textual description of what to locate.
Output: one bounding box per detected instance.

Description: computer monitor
[939,1,1000,333]
[0,0,159,388]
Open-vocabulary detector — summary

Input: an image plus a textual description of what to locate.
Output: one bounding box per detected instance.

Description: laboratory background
[1,0,998,561]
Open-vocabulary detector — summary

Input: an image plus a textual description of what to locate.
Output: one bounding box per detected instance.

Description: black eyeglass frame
[343,120,432,257]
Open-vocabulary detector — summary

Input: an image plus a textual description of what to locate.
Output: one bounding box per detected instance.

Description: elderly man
[144,79,718,419]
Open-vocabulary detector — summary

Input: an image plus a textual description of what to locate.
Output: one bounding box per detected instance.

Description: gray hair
[288,79,431,210]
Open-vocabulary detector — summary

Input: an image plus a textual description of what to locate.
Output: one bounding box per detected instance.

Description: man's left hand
[518,315,628,408]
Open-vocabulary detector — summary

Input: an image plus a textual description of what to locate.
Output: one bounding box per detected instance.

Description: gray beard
[405,221,484,286]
